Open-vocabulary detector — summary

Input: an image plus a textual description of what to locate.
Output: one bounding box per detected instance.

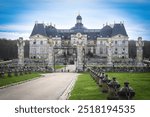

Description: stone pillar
[136,37,144,67]
[77,45,84,71]
[48,39,54,70]
[17,37,25,66]
[76,33,85,72]
[106,40,113,66]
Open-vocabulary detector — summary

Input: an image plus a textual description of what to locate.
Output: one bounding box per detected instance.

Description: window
[100,41,102,44]
[123,48,125,51]
[100,48,103,54]
[122,40,125,44]
[40,41,43,45]
[33,41,36,44]
[115,48,118,51]
[115,41,117,44]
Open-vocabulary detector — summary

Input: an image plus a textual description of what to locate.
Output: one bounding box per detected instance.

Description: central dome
[77,15,82,20]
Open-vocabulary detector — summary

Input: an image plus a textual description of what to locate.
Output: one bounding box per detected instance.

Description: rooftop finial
[78,11,80,16]
[35,21,38,24]
[123,21,124,24]
[50,22,52,26]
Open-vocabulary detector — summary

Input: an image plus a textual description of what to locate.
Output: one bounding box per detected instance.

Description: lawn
[69,73,107,100]
[55,65,64,69]
[107,72,150,100]
[69,72,150,100]
[0,72,41,87]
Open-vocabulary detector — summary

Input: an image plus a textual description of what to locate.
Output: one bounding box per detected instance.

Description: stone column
[77,45,84,71]
[76,33,85,72]
[17,37,25,66]
[47,39,54,70]
[106,40,113,66]
[136,37,144,67]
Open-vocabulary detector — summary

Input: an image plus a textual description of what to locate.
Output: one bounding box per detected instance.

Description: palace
[29,15,129,65]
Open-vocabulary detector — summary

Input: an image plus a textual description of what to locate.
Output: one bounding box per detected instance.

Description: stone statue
[107,77,120,100]
[47,39,54,70]
[106,40,113,66]
[118,82,135,100]
[17,37,25,66]
[136,37,144,67]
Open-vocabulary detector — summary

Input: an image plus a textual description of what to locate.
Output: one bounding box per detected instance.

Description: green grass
[69,72,150,100]
[0,73,41,87]
[107,72,150,100]
[55,65,64,69]
[69,73,107,100]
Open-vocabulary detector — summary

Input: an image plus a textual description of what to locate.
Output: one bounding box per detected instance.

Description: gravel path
[0,72,79,100]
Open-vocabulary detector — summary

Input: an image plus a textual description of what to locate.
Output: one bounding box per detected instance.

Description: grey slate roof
[71,23,87,32]
[100,25,112,37]
[111,24,128,37]
[30,23,47,37]
[45,25,58,37]
[30,16,128,39]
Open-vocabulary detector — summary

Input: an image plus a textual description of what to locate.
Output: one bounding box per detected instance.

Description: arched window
[40,41,43,45]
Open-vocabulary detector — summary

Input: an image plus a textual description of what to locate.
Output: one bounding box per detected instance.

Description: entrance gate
[47,33,87,72]
[52,46,77,72]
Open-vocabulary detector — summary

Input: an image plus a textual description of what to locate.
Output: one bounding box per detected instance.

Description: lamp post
[83,48,86,71]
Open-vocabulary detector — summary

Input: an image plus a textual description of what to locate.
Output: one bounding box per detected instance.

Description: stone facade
[29,15,129,66]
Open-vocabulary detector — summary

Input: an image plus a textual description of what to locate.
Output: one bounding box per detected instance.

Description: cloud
[0,32,30,40]
[0,24,33,32]
[0,0,149,40]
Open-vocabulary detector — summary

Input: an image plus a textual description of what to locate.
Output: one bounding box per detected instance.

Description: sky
[0,0,150,40]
